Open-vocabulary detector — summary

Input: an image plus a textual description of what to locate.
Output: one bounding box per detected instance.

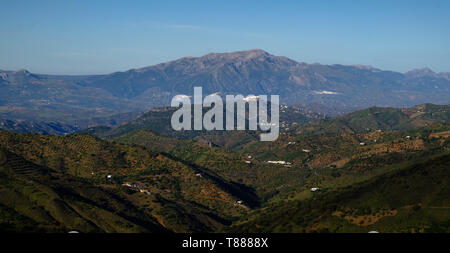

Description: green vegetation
[0,103,449,232]
[0,131,254,232]
[226,152,450,233]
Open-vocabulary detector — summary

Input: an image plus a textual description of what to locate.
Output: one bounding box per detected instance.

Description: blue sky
[1,0,449,74]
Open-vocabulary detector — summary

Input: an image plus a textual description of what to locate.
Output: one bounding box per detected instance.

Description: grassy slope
[114,130,312,202]
[110,105,450,233]
[297,104,449,135]
[0,131,253,232]
[0,104,448,233]
[226,151,450,233]
[0,149,166,233]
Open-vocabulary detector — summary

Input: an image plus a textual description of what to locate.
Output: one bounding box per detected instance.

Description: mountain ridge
[1,49,449,125]
[5,49,449,76]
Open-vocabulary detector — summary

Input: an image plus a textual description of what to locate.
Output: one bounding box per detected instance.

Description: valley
[1,103,449,232]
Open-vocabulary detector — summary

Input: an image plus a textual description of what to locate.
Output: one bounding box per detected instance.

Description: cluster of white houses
[266,160,292,165]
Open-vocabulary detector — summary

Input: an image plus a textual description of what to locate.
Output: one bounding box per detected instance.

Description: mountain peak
[139,49,274,72]
[350,64,381,72]
[237,48,269,56]
[202,49,270,61]
[405,67,436,77]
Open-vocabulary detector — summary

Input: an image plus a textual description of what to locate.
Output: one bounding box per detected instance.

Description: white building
[267,161,290,165]
[234,200,244,205]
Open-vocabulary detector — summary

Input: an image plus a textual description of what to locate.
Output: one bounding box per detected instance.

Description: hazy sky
[1,0,449,74]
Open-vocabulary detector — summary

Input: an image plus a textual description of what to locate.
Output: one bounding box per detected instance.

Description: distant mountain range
[0,112,142,135]
[1,49,449,126]
[2,50,449,234]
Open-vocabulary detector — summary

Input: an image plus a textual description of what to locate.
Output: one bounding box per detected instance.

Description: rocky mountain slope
[1,50,449,124]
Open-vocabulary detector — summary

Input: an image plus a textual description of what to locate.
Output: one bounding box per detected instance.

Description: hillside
[227,152,450,233]
[0,103,449,233]
[81,104,324,142]
[298,104,449,135]
[106,103,450,233]
[110,104,450,203]
[0,131,258,232]
[88,103,449,151]
[113,117,450,198]
[113,129,314,201]
[0,109,142,135]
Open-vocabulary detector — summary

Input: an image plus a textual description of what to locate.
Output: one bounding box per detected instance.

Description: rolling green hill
[106,104,450,233]
[0,131,258,232]
[81,104,324,141]
[226,151,450,233]
[0,103,449,233]
[0,148,167,233]
[298,104,449,135]
[2,50,450,126]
